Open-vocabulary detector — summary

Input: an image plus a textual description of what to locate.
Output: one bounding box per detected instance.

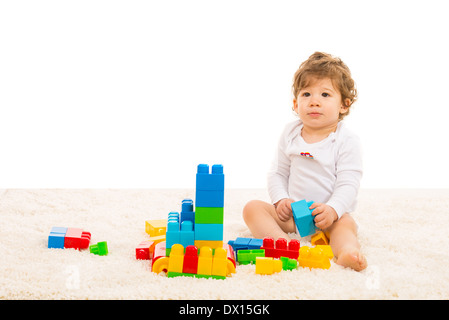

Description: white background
[1,0,448,188]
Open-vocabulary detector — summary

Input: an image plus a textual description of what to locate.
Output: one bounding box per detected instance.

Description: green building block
[237,249,265,265]
[280,256,297,271]
[90,241,108,256]
[195,207,224,224]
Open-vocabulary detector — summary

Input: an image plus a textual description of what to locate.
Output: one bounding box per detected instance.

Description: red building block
[182,245,199,274]
[136,240,155,260]
[261,237,300,259]
[64,228,91,250]
[223,243,236,268]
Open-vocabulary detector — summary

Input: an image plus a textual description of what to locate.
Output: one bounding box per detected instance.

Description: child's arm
[267,125,292,208]
[325,133,363,220]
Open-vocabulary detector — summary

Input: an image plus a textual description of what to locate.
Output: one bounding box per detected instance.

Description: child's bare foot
[336,245,367,271]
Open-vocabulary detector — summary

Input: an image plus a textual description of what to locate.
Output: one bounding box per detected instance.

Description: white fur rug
[1,188,448,300]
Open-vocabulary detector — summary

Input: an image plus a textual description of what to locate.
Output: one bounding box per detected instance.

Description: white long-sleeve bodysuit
[267,120,363,219]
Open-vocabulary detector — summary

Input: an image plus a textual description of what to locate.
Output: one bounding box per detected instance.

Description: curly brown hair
[292,52,358,120]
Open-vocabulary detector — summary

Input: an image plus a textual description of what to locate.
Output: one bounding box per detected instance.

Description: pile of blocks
[137,163,235,279]
[152,243,236,280]
[228,235,334,275]
[165,164,225,255]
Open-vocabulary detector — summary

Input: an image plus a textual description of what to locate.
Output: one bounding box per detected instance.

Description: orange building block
[298,245,332,269]
[311,231,329,246]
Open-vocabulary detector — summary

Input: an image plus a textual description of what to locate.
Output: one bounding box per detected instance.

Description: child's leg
[325,214,367,271]
[242,200,296,240]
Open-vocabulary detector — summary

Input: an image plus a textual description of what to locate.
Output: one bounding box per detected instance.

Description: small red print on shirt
[300,152,314,159]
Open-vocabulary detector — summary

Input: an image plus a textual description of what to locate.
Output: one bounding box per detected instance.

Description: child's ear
[292,99,299,113]
[340,98,351,114]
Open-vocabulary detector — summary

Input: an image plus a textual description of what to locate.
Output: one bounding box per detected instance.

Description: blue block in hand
[291,200,317,237]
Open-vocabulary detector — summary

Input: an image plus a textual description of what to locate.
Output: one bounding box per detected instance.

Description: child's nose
[309,97,321,107]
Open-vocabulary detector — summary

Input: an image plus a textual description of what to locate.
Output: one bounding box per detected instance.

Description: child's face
[293,77,349,131]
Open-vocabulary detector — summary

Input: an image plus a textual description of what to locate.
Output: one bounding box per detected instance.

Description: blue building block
[196,164,225,191]
[180,199,195,225]
[291,199,317,237]
[195,223,223,241]
[180,220,195,248]
[166,212,181,248]
[195,190,224,208]
[48,227,68,249]
[248,238,263,249]
[228,237,263,252]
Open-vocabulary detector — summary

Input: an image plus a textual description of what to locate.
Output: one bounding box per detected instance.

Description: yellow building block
[226,260,236,275]
[311,231,329,246]
[167,244,184,273]
[148,234,166,244]
[145,219,167,236]
[194,240,223,249]
[255,257,282,275]
[211,247,227,277]
[152,257,169,274]
[298,246,331,270]
[315,245,334,259]
[197,246,213,276]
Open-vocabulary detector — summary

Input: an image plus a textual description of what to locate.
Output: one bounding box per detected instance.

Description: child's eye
[322,92,330,97]
[302,92,311,97]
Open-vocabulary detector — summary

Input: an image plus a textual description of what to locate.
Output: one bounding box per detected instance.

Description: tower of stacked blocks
[165,164,225,254]
[194,164,224,249]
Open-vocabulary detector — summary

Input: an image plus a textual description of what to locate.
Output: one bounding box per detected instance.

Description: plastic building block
[223,243,236,268]
[168,244,184,273]
[180,220,195,248]
[228,237,264,252]
[180,199,195,225]
[255,257,282,275]
[48,227,91,250]
[280,256,298,271]
[182,245,199,274]
[90,241,108,256]
[237,249,265,265]
[136,240,155,260]
[311,231,329,246]
[145,219,167,237]
[64,227,91,250]
[291,199,317,237]
[197,246,213,276]
[195,164,225,208]
[194,223,223,241]
[261,237,300,259]
[194,240,223,249]
[148,234,166,244]
[196,164,224,191]
[195,207,224,224]
[211,247,228,277]
[315,245,334,259]
[48,227,68,249]
[157,243,235,279]
[298,245,332,269]
[166,212,181,249]
[152,256,169,274]
[152,241,167,270]
[195,190,224,208]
